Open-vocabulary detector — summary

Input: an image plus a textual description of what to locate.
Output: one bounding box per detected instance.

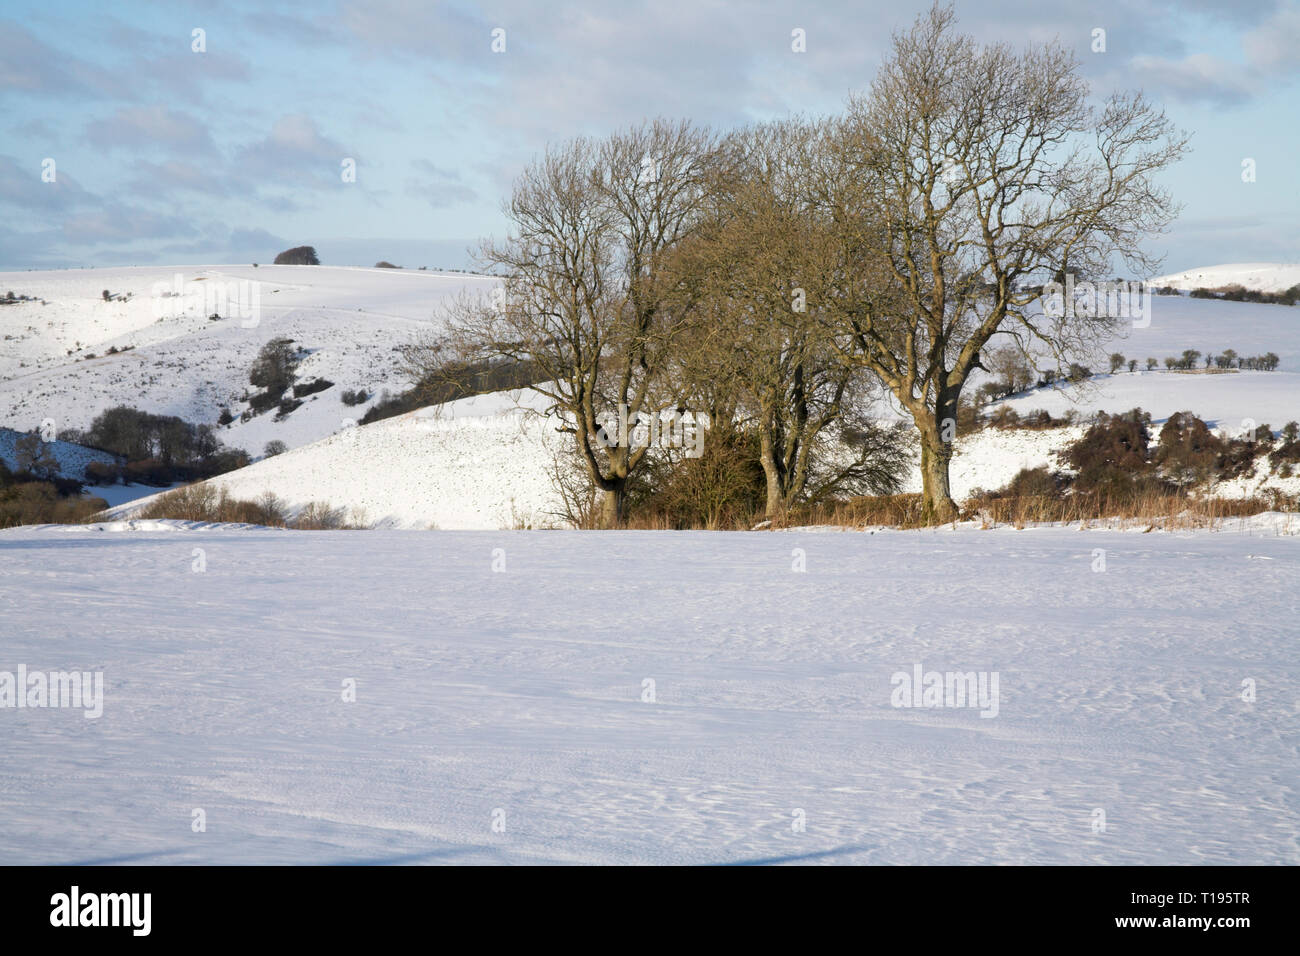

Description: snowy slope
[1000,371,1300,433]
[1151,262,1300,293]
[21,263,1300,527]
[0,265,499,455]
[0,523,1294,865]
[105,296,1300,529]
[104,389,568,529]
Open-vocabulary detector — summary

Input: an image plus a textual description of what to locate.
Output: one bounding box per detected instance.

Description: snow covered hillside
[0,264,498,455]
[1151,262,1300,293]
[105,278,1300,529]
[7,262,1298,528]
[0,523,1294,865]
[103,389,569,529]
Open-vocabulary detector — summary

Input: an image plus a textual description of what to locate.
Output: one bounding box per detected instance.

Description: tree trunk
[759,431,785,519]
[600,483,627,529]
[918,432,957,525]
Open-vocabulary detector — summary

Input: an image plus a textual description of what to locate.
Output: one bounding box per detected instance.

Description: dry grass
[122,482,1298,535]
[751,489,1297,533]
[0,484,109,529]
[957,490,1292,532]
[132,483,365,529]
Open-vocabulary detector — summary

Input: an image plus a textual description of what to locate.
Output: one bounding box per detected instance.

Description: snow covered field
[1,522,1295,865]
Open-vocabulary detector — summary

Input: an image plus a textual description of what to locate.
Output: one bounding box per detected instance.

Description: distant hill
[1151,262,1300,293]
[0,264,500,459]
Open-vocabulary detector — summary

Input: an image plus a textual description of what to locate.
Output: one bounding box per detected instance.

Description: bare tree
[15,430,60,480]
[985,344,1036,397]
[427,120,727,526]
[679,120,905,518]
[813,3,1188,522]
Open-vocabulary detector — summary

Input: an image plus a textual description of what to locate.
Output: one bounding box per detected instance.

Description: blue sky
[3,0,1298,272]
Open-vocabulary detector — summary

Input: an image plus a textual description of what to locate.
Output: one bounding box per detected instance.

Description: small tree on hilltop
[273,246,320,265]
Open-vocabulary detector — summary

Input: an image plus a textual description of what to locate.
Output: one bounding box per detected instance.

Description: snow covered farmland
[0,522,1295,865]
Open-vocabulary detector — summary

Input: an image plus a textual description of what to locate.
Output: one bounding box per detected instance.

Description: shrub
[987,405,1020,428]
[84,461,121,485]
[340,388,370,406]
[631,427,766,530]
[136,485,356,529]
[263,440,288,458]
[1154,411,1224,488]
[217,407,234,426]
[245,491,288,526]
[125,458,174,486]
[292,501,347,529]
[1003,466,1062,499]
[1061,409,1155,496]
[973,382,1003,406]
[360,357,539,425]
[1268,424,1300,474]
[247,389,283,415]
[0,481,107,528]
[292,377,333,398]
[201,448,251,475]
[374,261,401,269]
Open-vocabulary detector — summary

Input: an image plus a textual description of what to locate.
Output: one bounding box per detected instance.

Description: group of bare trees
[412,4,1188,527]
